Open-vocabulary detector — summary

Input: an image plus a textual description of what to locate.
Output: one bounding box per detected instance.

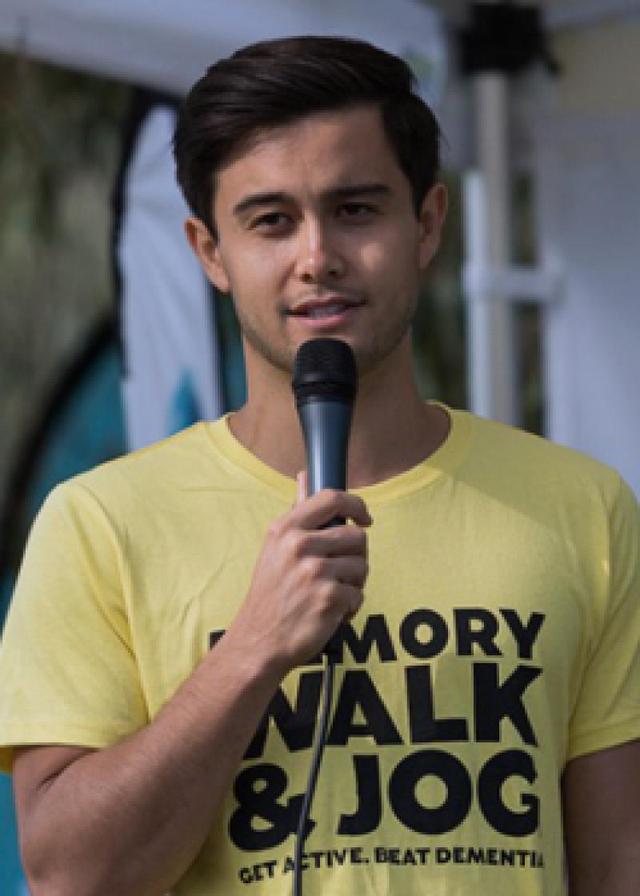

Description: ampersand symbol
[229,763,315,851]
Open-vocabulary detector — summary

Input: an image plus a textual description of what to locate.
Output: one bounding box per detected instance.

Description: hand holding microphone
[229,339,370,675]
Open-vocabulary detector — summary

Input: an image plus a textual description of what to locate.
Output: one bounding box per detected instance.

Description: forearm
[568,862,640,896]
[20,634,284,896]
[564,740,640,896]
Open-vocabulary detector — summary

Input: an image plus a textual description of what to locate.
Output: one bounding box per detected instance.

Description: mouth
[287,297,365,320]
[292,302,355,320]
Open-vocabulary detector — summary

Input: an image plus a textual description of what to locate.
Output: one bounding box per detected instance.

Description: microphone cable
[292,649,337,896]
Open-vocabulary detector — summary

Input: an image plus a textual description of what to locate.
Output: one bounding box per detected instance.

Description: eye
[338,202,377,222]
[250,211,292,233]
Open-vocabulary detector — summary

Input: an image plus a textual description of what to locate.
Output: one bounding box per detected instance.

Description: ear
[184,216,231,294]
[417,182,448,271]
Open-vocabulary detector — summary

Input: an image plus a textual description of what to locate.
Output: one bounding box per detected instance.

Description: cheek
[358,230,420,287]
[357,240,387,274]
[221,244,284,299]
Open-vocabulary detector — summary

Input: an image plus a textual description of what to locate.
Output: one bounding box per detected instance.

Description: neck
[228,337,450,489]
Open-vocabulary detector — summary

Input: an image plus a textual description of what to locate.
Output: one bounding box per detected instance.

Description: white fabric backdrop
[536,112,640,495]
[117,104,224,450]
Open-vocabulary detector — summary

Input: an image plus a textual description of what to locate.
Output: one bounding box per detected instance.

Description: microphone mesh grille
[292,338,357,404]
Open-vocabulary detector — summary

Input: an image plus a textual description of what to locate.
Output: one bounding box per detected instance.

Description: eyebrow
[232,183,391,218]
[330,183,391,201]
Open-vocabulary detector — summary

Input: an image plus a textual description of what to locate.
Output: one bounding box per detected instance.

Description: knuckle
[317,581,338,612]
[267,519,285,541]
[285,529,306,559]
[302,556,323,582]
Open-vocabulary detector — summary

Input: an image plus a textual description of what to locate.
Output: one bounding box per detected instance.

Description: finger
[337,583,365,621]
[323,555,369,588]
[299,526,368,559]
[291,489,372,530]
[315,581,364,631]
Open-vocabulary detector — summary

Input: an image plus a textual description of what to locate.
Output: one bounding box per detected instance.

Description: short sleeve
[567,477,640,760]
[0,480,148,773]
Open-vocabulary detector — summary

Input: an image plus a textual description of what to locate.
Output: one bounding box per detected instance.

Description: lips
[288,297,364,318]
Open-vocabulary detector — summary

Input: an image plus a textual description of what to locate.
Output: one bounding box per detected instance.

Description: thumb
[296,470,308,504]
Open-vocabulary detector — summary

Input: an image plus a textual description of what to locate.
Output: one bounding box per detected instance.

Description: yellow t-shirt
[1,407,640,895]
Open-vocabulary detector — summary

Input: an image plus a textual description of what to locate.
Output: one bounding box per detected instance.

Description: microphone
[292,337,357,659]
[292,337,357,501]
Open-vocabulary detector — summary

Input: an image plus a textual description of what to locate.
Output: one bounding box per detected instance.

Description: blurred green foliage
[0,53,129,511]
[0,52,129,247]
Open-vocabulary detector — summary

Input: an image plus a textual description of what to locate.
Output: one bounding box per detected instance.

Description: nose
[294,218,346,283]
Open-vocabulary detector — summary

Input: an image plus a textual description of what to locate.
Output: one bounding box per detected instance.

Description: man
[1,36,639,896]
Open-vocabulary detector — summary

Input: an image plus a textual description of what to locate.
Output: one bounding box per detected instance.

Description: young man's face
[187,104,447,381]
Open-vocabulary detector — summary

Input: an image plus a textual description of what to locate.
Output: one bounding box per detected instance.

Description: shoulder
[448,410,637,536]
[460,409,617,479]
[70,420,221,489]
[39,421,228,534]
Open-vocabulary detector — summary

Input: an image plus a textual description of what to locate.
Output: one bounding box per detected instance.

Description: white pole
[464,72,518,424]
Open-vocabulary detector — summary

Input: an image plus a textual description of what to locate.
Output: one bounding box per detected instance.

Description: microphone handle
[297,399,352,500]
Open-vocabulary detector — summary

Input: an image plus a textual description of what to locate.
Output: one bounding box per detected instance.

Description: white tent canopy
[0,0,447,99]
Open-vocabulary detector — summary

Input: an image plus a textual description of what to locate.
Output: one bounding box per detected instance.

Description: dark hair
[174,35,441,232]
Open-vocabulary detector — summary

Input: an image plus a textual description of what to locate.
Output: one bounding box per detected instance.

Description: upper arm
[0,484,147,777]
[563,739,640,894]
